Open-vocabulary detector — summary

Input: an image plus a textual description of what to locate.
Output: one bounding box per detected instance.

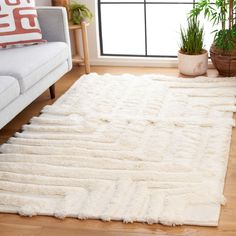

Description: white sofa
[0,7,72,129]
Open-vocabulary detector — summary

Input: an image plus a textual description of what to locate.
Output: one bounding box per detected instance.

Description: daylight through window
[98,0,214,57]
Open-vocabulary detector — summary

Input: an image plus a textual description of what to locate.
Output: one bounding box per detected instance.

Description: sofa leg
[49,84,55,99]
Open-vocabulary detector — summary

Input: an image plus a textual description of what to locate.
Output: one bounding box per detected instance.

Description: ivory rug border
[0,73,236,226]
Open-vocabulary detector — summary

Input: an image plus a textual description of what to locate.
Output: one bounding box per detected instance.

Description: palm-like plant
[180,16,205,55]
[190,0,236,52]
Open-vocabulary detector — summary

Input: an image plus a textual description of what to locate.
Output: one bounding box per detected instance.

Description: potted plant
[190,0,236,76]
[178,16,208,76]
[69,2,93,25]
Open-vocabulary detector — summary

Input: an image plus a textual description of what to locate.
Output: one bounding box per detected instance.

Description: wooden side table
[69,22,90,74]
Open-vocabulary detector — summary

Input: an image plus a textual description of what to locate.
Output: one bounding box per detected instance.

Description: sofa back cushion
[0,0,45,48]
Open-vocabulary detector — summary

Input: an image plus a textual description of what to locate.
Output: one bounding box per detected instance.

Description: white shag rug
[0,73,236,226]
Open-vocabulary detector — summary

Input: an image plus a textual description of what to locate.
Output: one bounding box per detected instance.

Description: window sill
[90,55,214,68]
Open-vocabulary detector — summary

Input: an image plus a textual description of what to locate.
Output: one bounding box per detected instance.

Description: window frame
[98,0,196,58]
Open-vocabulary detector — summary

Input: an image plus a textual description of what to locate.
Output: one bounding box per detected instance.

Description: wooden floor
[0,66,235,236]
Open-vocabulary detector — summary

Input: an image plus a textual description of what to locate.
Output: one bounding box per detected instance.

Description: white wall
[35,0,177,67]
[76,0,178,67]
[35,0,52,6]
[36,1,212,68]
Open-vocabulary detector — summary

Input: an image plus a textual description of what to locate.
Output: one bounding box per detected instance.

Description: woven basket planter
[210,45,236,77]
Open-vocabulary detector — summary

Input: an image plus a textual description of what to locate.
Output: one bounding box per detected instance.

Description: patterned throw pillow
[0,0,45,48]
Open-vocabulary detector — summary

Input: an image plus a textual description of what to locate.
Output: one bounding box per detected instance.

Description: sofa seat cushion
[0,42,69,93]
[0,76,20,110]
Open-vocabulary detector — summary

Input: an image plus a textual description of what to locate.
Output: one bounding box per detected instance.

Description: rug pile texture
[0,73,236,226]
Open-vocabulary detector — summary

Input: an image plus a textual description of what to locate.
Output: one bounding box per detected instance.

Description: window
[98,0,214,57]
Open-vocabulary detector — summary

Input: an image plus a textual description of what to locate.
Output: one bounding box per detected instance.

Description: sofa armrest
[37,7,72,70]
[37,7,70,44]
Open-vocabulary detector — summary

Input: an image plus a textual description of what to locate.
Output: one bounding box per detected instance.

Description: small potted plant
[178,16,208,76]
[69,2,93,25]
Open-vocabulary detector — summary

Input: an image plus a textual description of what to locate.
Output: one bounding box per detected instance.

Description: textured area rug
[0,73,236,226]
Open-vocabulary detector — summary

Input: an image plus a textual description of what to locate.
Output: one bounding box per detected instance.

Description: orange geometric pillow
[0,0,45,48]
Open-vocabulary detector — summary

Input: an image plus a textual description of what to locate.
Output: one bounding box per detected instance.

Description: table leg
[73,29,80,65]
[81,21,90,74]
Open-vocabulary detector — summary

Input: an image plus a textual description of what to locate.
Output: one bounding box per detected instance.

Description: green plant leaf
[69,1,93,25]
[179,16,204,55]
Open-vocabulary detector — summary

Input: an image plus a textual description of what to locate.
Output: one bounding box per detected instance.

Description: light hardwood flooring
[0,66,235,236]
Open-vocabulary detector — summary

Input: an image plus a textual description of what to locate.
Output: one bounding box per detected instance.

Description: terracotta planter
[210,45,236,76]
[52,0,69,7]
[52,0,70,20]
[178,50,208,76]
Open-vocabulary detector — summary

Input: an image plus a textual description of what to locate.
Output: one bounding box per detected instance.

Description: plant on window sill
[178,16,208,76]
